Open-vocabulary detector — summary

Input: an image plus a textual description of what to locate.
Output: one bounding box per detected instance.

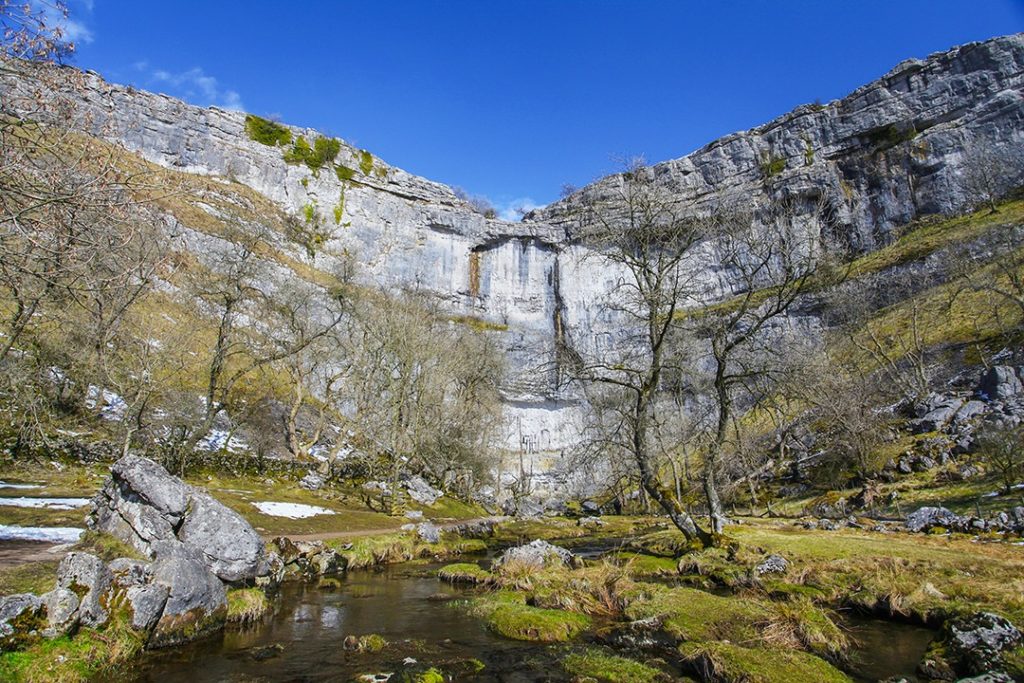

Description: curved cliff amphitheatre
[2,1,1024,679]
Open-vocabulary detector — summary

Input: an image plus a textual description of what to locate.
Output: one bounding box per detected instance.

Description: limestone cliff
[2,34,1022,472]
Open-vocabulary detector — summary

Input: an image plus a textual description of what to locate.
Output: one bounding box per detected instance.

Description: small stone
[416,522,441,544]
[755,554,789,575]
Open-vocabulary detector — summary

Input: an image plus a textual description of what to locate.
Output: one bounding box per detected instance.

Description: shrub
[284,135,341,171]
[358,149,374,175]
[244,115,292,146]
[760,152,786,179]
[335,165,355,182]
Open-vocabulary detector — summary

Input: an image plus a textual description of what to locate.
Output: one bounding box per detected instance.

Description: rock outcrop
[89,454,266,583]
[0,456,280,651]
[2,35,1023,486]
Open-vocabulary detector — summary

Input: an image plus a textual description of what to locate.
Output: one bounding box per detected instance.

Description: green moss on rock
[625,585,766,643]
[563,648,667,682]
[679,641,852,683]
[438,562,492,584]
[470,592,590,642]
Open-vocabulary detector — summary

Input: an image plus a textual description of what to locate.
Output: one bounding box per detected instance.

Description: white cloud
[144,66,246,111]
[494,197,545,222]
[33,0,94,46]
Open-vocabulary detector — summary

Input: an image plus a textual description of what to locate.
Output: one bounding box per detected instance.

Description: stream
[127,556,937,683]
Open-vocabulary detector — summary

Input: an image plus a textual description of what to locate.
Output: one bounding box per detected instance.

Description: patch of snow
[0,497,90,509]
[0,482,41,490]
[252,501,336,519]
[196,429,248,453]
[85,386,127,421]
[0,525,84,543]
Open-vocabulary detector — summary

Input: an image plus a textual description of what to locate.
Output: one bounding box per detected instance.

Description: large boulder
[148,553,227,648]
[90,454,266,584]
[492,540,576,570]
[980,366,1023,401]
[905,506,965,533]
[178,491,265,583]
[56,552,112,627]
[90,454,190,556]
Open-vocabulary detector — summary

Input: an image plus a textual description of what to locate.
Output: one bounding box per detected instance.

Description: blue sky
[63,1,1023,219]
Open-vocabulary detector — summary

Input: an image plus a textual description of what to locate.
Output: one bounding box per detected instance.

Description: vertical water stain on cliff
[468,250,481,297]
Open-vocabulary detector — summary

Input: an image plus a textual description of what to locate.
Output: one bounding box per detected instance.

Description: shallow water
[129,557,937,683]
[848,616,936,682]
[130,563,570,682]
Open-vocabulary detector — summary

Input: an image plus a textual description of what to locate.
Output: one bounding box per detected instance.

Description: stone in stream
[492,539,576,570]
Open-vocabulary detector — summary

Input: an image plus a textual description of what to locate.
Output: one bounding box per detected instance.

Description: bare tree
[341,292,503,512]
[682,196,834,533]
[975,422,1024,495]
[570,158,715,546]
[960,140,1024,214]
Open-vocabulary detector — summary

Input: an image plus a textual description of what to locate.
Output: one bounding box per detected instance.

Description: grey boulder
[148,554,227,648]
[90,454,267,584]
[905,506,963,533]
[57,552,112,627]
[945,611,1022,676]
[0,594,45,650]
[178,491,265,583]
[40,588,80,638]
[755,554,789,575]
[980,366,1023,401]
[416,521,441,544]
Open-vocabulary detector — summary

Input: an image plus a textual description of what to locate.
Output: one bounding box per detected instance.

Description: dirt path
[0,540,71,569]
[277,516,506,543]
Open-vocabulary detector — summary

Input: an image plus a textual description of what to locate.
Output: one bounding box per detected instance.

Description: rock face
[3,35,1024,487]
[56,552,113,627]
[90,454,266,583]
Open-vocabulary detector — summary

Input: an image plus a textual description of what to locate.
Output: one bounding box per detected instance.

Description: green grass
[0,609,144,682]
[469,591,591,642]
[358,149,373,175]
[0,561,58,596]
[226,587,270,625]
[562,647,666,683]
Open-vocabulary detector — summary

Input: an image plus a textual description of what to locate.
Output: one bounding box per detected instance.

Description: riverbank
[0,457,1022,682]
